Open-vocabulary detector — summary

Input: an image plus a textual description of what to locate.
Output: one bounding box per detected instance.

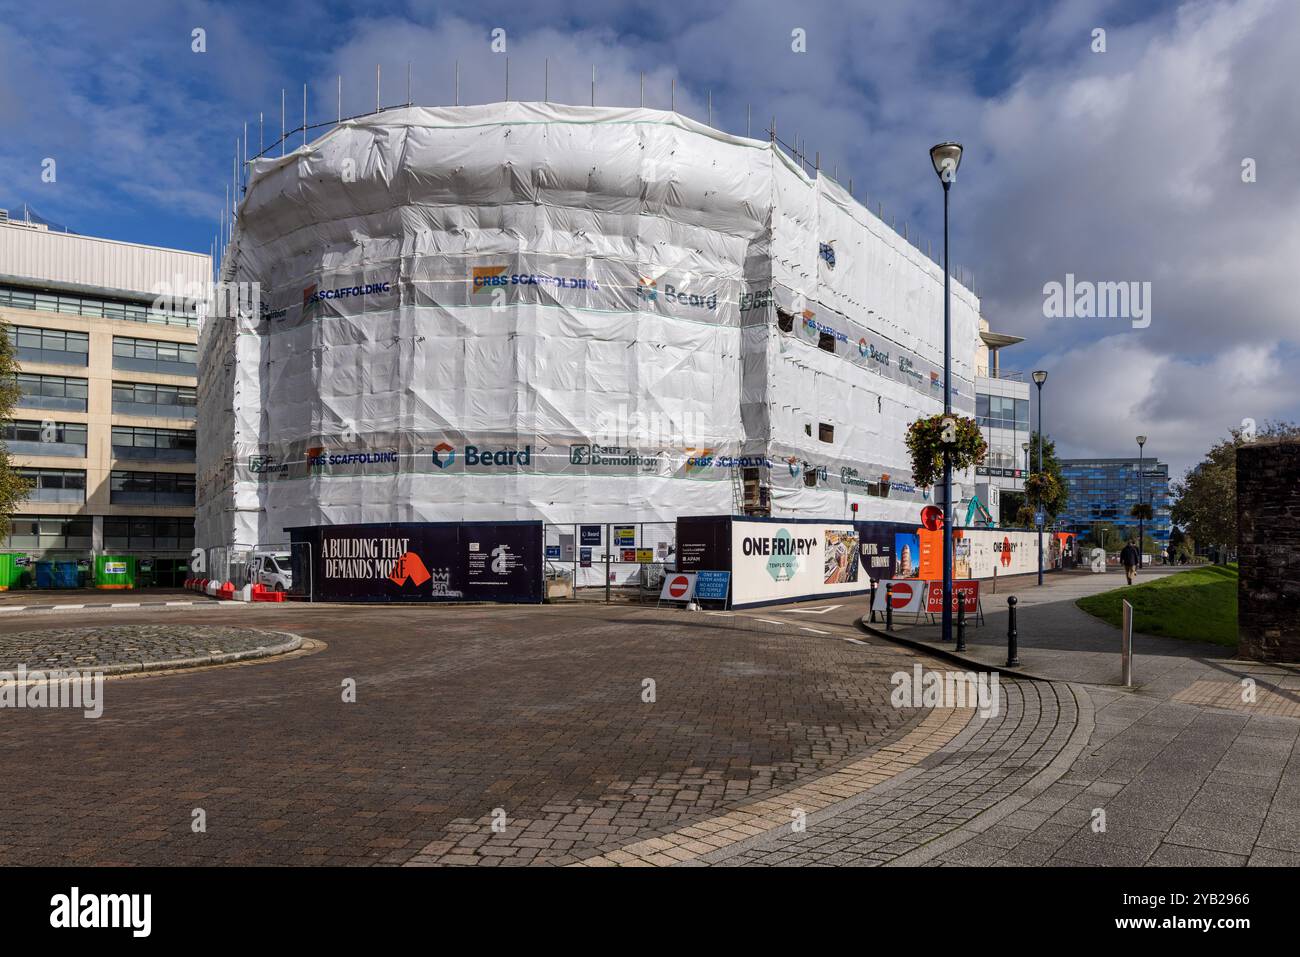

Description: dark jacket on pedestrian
[1119,543,1140,569]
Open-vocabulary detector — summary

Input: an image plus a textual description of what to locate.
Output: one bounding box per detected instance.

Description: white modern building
[973,319,1032,524]
[1,211,209,584]
[196,103,981,553]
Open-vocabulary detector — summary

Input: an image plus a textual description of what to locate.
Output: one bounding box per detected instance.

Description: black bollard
[956,602,967,652]
[885,583,894,631]
[1006,595,1020,667]
[870,578,878,623]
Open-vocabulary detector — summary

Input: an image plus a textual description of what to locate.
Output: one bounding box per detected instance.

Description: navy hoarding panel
[288,521,543,603]
[855,521,914,581]
[675,516,732,573]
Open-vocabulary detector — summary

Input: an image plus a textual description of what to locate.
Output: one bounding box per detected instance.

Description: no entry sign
[871,579,925,614]
[660,572,697,602]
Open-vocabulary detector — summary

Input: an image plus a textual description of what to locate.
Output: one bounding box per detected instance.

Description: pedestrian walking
[1120,541,1140,585]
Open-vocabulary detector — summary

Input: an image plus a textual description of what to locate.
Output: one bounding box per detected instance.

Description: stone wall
[1237,440,1300,661]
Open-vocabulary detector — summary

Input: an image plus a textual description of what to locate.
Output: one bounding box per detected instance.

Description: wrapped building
[196,103,980,553]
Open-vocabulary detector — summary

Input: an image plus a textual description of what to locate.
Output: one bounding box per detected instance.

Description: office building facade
[1,212,209,585]
[1058,457,1173,549]
[972,320,1031,524]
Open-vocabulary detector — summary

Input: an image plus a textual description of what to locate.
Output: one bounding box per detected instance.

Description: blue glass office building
[1058,458,1172,548]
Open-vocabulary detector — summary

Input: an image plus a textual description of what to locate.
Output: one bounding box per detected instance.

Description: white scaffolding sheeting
[197,103,980,550]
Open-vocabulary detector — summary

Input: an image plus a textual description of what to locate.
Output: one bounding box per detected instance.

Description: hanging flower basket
[904,413,987,489]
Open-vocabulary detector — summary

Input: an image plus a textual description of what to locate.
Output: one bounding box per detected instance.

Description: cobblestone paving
[0,604,935,865]
[704,680,1081,866]
[925,686,1300,867]
[0,625,298,672]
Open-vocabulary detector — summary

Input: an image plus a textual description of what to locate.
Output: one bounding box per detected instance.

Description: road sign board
[694,571,731,601]
[660,572,697,602]
[871,579,925,614]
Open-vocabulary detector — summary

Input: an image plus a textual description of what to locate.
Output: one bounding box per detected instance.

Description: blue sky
[2,0,1296,476]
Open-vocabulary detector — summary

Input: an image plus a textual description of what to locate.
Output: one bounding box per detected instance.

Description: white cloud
[1038,334,1289,478]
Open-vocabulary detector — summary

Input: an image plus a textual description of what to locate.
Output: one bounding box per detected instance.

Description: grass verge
[1075,564,1238,647]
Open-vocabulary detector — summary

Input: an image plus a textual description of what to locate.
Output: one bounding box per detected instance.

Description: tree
[1171,421,1300,553]
[1130,502,1153,521]
[1023,431,1068,521]
[1081,522,1127,554]
[0,323,33,537]
[1000,490,1027,527]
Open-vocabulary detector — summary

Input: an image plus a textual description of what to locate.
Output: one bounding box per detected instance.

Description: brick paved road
[0,603,941,866]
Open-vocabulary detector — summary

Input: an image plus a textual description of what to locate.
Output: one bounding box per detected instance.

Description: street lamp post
[930,141,962,643]
[1136,435,1147,575]
[1032,370,1048,586]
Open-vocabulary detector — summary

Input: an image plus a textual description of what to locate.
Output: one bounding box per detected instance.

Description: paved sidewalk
[865,567,1241,686]
[847,566,1300,867]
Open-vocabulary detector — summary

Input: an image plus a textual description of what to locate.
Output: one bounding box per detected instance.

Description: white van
[248,552,293,592]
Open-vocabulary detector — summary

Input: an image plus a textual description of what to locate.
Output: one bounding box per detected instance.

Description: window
[14,373,88,411]
[818,422,834,443]
[111,426,196,460]
[109,470,196,505]
[111,381,197,417]
[103,516,194,551]
[817,331,836,353]
[3,515,93,550]
[112,336,198,372]
[777,309,794,333]
[0,283,198,327]
[976,394,1029,430]
[803,466,818,488]
[13,325,89,357]
[2,419,88,454]
[16,468,86,503]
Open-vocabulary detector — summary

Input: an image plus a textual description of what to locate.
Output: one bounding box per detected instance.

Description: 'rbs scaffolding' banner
[289,521,543,603]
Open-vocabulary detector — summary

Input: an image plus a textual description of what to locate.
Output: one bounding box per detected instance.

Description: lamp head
[929,142,963,184]
[1137,435,1147,447]
[1032,370,1048,386]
